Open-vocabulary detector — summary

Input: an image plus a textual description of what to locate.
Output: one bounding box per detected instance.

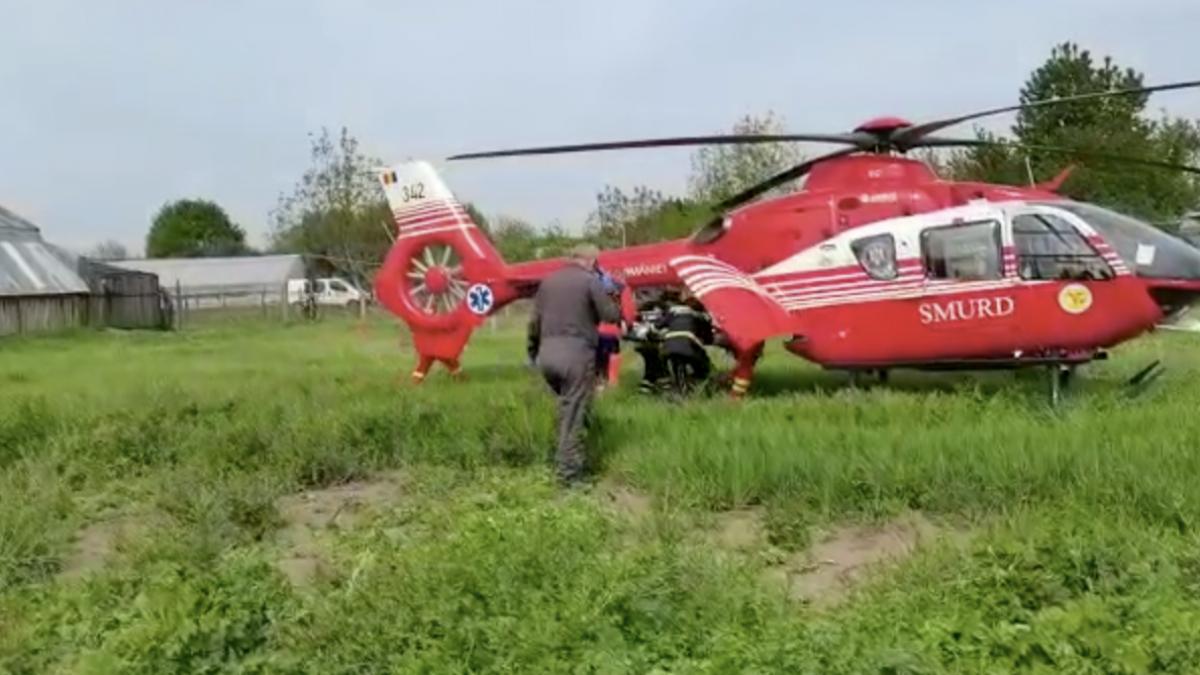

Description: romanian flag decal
[381,170,398,185]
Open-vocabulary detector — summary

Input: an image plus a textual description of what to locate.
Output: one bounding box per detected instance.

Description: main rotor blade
[715,147,860,212]
[447,133,864,161]
[894,79,1200,149]
[917,137,1200,175]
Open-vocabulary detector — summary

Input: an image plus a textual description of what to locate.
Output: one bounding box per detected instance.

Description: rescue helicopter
[373,80,1200,401]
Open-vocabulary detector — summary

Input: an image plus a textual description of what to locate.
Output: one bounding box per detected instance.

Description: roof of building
[0,207,91,296]
[110,254,307,295]
[0,205,40,234]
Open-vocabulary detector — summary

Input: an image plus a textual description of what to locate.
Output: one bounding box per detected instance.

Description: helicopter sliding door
[915,219,1019,356]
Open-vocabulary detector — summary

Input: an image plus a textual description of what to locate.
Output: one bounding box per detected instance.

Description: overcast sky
[3,0,1199,255]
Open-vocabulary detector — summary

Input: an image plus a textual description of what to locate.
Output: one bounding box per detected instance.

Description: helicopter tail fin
[1036,164,1075,193]
[374,161,515,374]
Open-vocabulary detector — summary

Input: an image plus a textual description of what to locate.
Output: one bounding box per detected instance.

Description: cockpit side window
[921,221,1002,281]
[1050,201,1200,280]
[1012,213,1113,281]
[850,233,898,280]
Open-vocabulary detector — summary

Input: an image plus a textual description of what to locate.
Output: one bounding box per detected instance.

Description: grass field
[5,312,1200,672]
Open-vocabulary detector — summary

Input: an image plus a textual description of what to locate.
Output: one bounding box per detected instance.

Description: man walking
[527,244,621,486]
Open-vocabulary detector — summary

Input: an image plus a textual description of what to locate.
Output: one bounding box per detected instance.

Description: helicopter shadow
[742,364,1050,400]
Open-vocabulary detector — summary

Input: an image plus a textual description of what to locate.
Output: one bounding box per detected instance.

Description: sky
[3,0,1199,255]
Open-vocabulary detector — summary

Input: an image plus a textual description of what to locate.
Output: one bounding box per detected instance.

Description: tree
[464,202,490,235]
[146,199,248,258]
[533,222,581,260]
[488,215,540,262]
[945,42,1200,221]
[270,127,393,285]
[688,111,805,203]
[580,112,813,250]
[88,240,129,261]
[482,216,581,262]
[589,185,664,247]
[587,185,708,248]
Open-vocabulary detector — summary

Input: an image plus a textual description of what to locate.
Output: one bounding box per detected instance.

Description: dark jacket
[527,263,621,360]
[656,303,714,353]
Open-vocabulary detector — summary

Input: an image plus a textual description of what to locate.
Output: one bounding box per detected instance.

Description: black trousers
[635,343,666,391]
[664,339,711,383]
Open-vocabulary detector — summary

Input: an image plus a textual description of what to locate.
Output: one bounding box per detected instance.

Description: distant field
[4,313,1200,672]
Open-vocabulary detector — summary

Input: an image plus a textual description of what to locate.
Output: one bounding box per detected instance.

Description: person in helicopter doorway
[656,289,715,393]
[627,288,671,395]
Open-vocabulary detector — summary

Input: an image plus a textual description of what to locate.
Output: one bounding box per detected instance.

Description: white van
[287,277,369,307]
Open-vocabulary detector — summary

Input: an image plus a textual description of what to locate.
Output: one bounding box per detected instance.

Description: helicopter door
[1010,210,1115,283]
[917,219,1017,339]
[1007,208,1117,346]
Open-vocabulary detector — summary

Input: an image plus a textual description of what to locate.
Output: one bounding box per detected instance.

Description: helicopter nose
[1132,236,1200,280]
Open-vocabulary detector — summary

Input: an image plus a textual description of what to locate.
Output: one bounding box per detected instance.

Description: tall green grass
[3,315,1200,671]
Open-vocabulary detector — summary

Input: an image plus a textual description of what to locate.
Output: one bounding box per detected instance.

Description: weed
[4,316,1200,671]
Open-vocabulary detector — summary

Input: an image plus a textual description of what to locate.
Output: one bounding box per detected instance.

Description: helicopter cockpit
[1044,202,1200,280]
[1009,208,1115,281]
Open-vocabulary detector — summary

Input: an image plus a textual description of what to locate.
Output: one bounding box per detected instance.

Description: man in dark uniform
[656,291,714,391]
[526,244,621,485]
[627,288,671,394]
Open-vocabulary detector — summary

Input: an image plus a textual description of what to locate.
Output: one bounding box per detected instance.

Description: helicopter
[373,80,1200,401]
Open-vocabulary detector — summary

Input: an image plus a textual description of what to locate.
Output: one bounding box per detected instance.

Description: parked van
[287,277,369,307]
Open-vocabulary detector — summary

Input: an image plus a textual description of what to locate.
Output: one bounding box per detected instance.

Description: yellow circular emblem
[1058,283,1093,315]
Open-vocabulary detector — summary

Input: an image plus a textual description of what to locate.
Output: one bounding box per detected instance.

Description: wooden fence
[91,273,167,330]
[0,289,168,337]
[0,295,90,337]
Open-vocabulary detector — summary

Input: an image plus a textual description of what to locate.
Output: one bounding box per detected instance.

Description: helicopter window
[850,233,898,280]
[1051,201,1200,279]
[921,221,1002,281]
[1012,213,1113,281]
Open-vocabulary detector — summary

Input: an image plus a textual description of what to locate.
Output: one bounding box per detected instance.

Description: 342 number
[401,182,426,202]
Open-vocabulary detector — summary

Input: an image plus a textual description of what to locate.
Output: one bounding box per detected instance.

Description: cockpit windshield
[1045,201,1200,280]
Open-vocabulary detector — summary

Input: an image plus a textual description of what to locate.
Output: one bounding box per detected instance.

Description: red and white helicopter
[374,81,1200,399]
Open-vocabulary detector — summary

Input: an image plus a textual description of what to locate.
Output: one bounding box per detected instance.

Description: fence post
[281,282,289,321]
[174,280,183,330]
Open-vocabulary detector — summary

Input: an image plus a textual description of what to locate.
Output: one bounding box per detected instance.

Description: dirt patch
[59,511,162,581]
[769,512,941,607]
[711,507,767,551]
[594,479,654,520]
[276,473,404,531]
[273,471,405,587]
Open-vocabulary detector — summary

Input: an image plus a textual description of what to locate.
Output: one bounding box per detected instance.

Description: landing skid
[829,352,1108,406]
[1048,363,1074,407]
[828,353,1106,373]
[1126,359,1165,398]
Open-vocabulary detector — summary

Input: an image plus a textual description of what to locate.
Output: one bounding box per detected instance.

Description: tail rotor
[374,161,513,380]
